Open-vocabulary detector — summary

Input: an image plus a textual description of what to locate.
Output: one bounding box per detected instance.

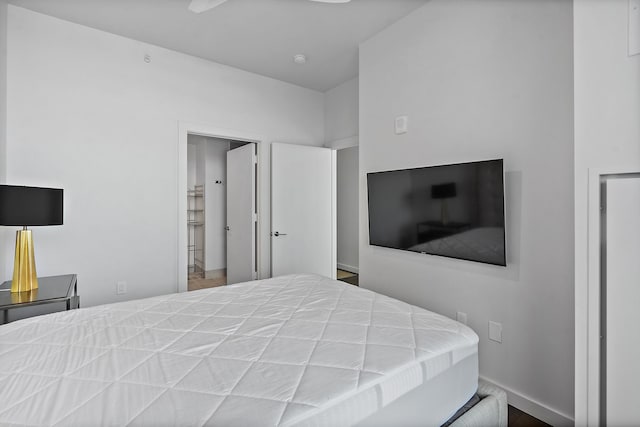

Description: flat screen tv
[367,159,506,266]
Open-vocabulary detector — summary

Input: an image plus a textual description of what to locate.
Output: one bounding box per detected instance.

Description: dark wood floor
[337,269,359,286]
[509,405,551,427]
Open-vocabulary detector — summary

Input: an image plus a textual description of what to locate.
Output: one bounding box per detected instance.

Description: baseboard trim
[337,263,359,274]
[479,376,574,427]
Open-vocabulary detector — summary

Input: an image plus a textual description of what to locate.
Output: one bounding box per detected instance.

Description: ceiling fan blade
[188,0,229,14]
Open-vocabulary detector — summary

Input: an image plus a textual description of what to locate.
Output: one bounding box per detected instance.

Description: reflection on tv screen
[366,159,506,266]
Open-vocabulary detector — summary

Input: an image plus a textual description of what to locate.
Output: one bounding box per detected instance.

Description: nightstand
[0,274,79,324]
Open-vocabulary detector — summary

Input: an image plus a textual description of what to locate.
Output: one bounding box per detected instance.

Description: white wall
[573,0,640,424]
[195,141,206,188]
[359,1,574,425]
[324,77,358,149]
[337,146,358,273]
[4,6,324,306]
[326,77,359,273]
[0,0,6,183]
[0,0,7,283]
[187,143,196,189]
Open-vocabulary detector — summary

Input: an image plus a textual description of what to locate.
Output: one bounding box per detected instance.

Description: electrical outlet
[116,281,127,295]
[489,321,502,343]
[456,312,468,325]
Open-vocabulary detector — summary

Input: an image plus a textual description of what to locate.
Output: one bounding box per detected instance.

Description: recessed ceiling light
[293,54,307,64]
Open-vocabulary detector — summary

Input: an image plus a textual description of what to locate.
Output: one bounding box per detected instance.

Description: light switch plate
[489,321,502,343]
[395,116,408,135]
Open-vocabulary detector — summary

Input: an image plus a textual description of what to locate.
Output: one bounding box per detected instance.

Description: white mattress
[356,349,478,426]
[0,274,478,426]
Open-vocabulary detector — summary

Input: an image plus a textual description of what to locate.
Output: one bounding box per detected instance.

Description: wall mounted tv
[367,159,506,266]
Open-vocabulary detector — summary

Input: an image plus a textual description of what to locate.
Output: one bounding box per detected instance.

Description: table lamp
[0,185,64,293]
[431,182,457,225]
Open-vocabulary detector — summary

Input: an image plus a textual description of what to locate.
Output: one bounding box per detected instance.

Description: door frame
[178,121,263,293]
[578,167,640,425]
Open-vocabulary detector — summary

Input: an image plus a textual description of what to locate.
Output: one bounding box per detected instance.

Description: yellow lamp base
[11,229,38,293]
[11,289,39,304]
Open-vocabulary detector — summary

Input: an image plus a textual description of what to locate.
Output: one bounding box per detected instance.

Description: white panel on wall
[604,176,640,426]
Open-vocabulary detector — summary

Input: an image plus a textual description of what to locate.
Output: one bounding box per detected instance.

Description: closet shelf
[188,184,205,279]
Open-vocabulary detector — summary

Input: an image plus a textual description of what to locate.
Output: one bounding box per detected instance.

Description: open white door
[271,143,336,279]
[226,144,257,284]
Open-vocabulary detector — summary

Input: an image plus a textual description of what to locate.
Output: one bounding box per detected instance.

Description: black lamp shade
[0,185,64,226]
[431,182,457,199]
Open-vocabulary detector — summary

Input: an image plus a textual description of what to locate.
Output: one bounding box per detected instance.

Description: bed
[0,274,482,426]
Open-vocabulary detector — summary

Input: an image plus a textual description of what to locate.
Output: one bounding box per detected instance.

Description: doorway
[186,134,257,291]
[336,146,359,286]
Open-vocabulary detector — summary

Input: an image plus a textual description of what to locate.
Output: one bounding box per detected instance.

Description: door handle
[225,226,230,231]
[272,231,287,237]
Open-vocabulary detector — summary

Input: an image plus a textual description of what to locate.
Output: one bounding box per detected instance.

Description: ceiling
[7,0,428,92]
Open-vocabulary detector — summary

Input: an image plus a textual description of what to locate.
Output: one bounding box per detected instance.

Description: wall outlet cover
[116,281,127,295]
[489,321,503,343]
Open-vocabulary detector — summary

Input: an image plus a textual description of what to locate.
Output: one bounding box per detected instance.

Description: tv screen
[367,159,506,266]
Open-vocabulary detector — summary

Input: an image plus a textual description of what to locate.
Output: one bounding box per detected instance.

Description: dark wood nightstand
[0,274,79,324]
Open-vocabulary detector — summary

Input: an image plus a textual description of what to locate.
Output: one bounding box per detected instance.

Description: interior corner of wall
[325,135,359,150]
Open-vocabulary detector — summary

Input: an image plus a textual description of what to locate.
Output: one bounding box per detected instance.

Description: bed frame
[450,380,508,427]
